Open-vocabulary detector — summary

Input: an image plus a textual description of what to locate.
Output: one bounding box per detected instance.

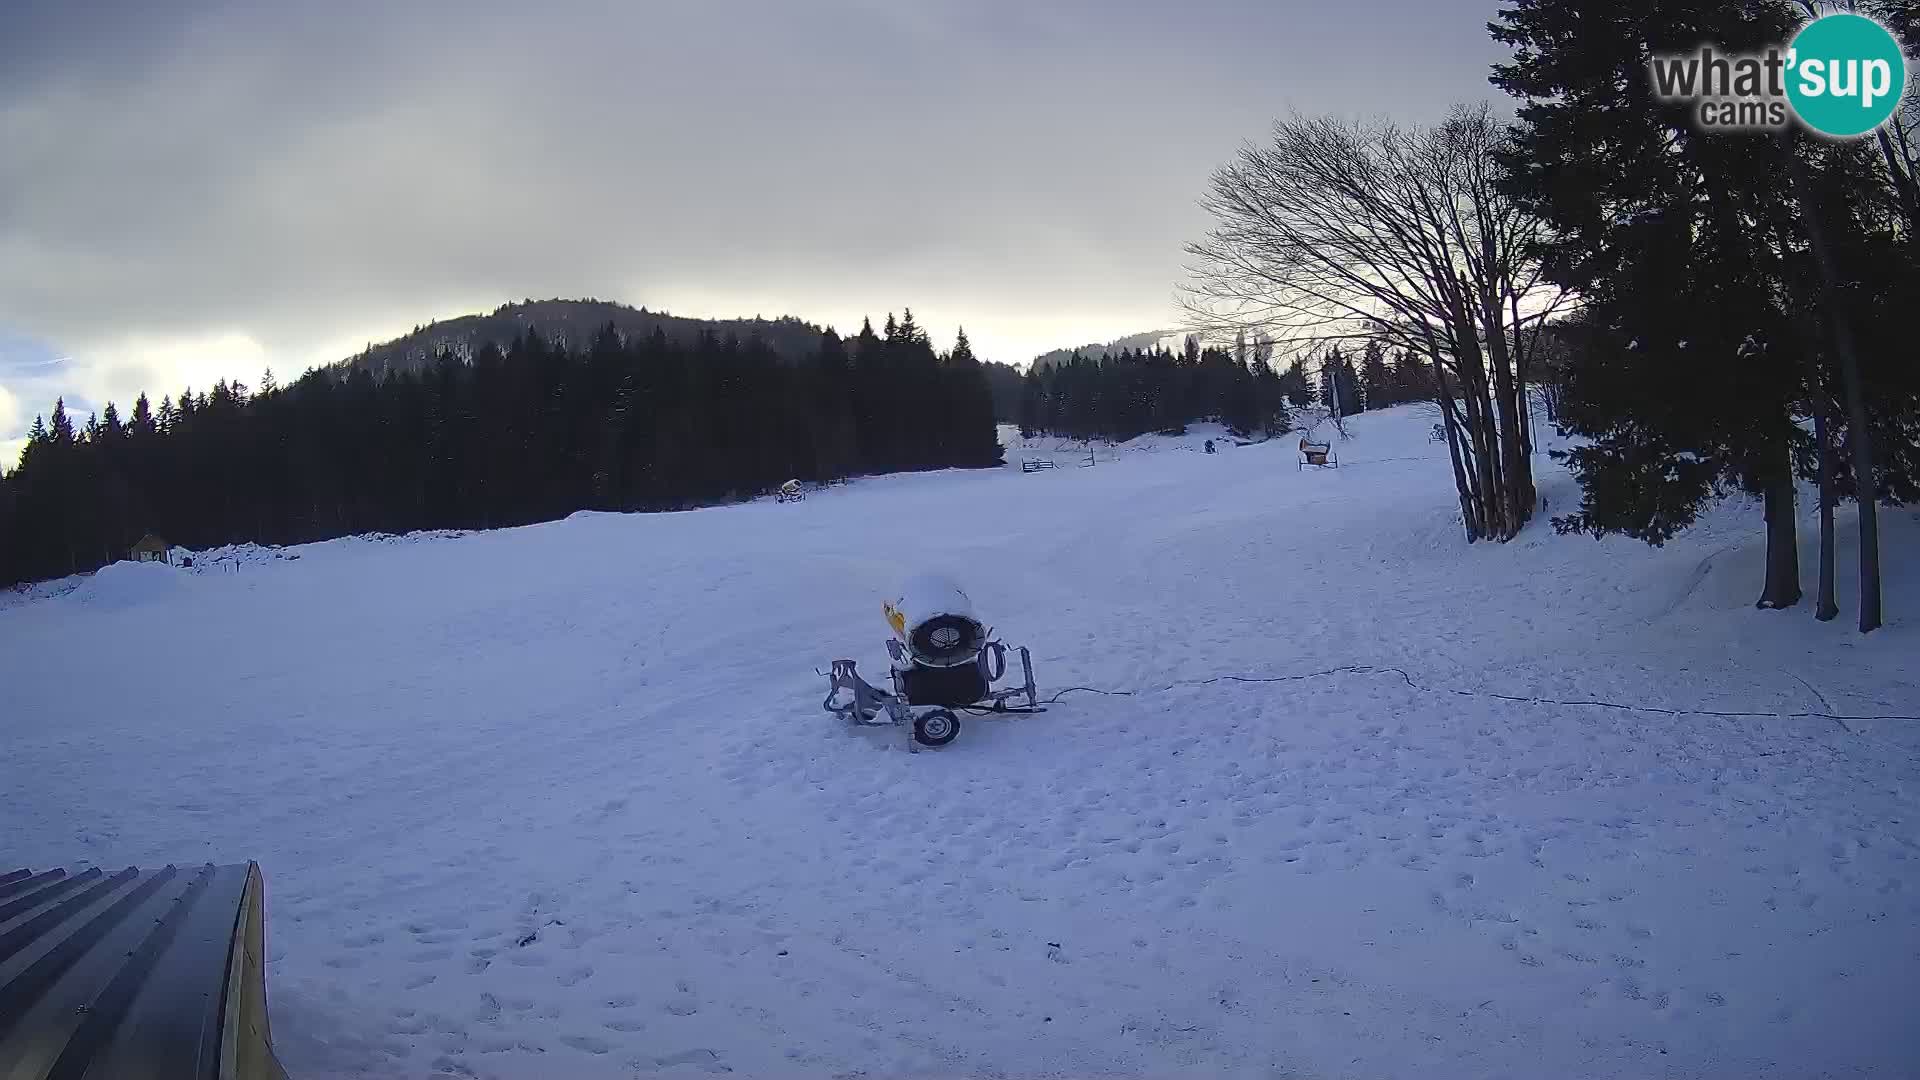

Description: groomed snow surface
[5,405,1917,1079]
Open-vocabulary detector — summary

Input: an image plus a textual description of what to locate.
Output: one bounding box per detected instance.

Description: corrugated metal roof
[0,863,287,1080]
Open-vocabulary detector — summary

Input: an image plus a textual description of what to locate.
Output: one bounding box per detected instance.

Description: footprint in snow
[645,1048,730,1073]
[387,1014,430,1036]
[664,989,701,1016]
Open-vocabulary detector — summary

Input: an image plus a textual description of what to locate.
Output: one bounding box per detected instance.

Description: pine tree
[1281,359,1312,409]
[1494,0,1814,608]
[1018,369,1046,438]
[1360,340,1392,409]
[942,328,1003,465]
[49,399,75,445]
[809,329,859,480]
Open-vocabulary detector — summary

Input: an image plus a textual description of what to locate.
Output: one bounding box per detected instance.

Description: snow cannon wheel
[913,709,961,747]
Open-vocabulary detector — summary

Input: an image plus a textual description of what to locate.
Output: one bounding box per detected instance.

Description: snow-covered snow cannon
[821,574,1040,747]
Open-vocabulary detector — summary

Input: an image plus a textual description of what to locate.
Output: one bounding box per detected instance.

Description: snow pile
[176,530,477,571]
[0,576,82,612]
[67,559,188,609]
[352,529,472,546]
[1002,422,1261,469]
[175,542,301,572]
[2,403,1915,1079]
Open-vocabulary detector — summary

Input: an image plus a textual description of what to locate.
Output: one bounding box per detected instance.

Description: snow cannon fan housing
[885,576,986,668]
[885,576,990,707]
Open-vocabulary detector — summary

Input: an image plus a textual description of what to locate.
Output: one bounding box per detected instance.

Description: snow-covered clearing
[4,405,1917,1079]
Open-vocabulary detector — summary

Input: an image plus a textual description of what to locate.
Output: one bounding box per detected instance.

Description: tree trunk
[1792,156,1882,632]
[1479,281,1534,533]
[1447,300,1505,539]
[1457,378,1498,538]
[1429,346,1481,541]
[1875,128,1920,241]
[1814,392,1838,622]
[1758,447,1802,610]
[1835,325,1882,634]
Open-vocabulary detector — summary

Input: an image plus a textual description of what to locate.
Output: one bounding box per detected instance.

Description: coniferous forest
[0,310,1000,586]
[1017,335,1432,443]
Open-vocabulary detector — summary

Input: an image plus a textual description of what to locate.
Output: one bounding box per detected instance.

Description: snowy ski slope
[4,405,1917,1078]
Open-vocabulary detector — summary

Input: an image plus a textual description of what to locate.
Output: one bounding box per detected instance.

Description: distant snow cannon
[823,573,1040,747]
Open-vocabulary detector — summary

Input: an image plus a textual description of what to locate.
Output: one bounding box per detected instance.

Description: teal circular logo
[1787,13,1907,138]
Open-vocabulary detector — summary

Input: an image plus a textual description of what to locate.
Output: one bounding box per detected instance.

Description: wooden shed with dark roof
[130,534,171,564]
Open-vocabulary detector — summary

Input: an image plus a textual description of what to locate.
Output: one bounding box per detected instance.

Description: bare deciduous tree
[1183,103,1567,541]
[1175,101,1566,538]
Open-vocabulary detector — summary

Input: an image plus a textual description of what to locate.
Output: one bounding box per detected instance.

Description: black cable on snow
[1039,664,1920,725]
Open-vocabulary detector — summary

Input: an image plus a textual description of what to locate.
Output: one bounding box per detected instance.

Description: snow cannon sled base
[821,575,1041,748]
[822,644,1039,748]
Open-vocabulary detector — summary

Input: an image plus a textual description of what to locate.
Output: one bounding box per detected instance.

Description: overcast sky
[0,0,1508,467]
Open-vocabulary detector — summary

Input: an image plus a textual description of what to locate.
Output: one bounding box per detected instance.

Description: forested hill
[0,310,1004,587]
[1028,331,1175,371]
[335,299,829,379]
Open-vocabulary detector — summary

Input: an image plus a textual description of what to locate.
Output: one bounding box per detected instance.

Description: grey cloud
[1,0,1508,425]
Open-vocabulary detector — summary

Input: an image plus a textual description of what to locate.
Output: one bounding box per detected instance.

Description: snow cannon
[885,574,986,668]
[823,573,1040,747]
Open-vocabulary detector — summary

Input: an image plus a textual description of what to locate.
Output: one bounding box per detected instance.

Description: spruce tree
[1493,0,1812,608]
[49,399,75,445]
[1360,341,1392,409]
[1281,359,1313,409]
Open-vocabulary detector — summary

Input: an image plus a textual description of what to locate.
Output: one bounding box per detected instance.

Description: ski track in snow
[4,407,1918,1079]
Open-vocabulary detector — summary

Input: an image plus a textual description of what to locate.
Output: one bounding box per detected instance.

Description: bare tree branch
[1182,105,1568,540]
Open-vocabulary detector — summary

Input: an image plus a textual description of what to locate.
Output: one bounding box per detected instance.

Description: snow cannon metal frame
[821,575,1040,748]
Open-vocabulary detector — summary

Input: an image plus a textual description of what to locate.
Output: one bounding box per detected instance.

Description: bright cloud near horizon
[1,0,1508,469]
